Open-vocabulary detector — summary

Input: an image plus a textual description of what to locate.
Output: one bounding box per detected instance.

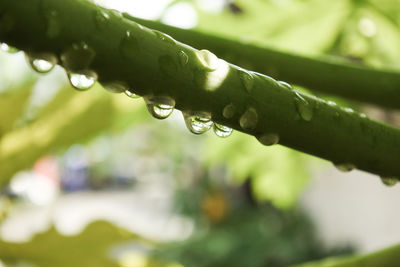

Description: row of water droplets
[4,5,395,183]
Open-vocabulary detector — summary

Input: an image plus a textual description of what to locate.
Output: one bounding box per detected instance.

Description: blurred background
[1,0,400,266]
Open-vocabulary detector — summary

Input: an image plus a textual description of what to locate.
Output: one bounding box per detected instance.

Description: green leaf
[294,243,400,267]
[0,82,33,136]
[0,220,142,267]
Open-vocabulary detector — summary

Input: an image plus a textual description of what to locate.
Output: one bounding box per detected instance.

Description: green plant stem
[1,0,400,177]
[128,16,400,110]
[294,243,400,267]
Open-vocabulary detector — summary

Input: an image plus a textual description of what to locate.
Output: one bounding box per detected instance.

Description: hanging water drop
[239,71,254,92]
[257,133,279,146]
[94,9,110,29]
[103,81,128,93]
[0,43,18,53]
[380,177,398,187]
[213,123,233,138]
[278,81,292,90]
[145,96,175,120]
[68,70,97,91]
[334,163,355,172]
[26,52,57,73]
[61,42,95,72]
[120,31,139,60]
[153,30,176,45]
[239,107,258,130]
[223,103,236,119]
[195,49,219,71]
[178,50,189,66]
[294,92,313,121]
[125,90,140,99]
[184,112,213,134]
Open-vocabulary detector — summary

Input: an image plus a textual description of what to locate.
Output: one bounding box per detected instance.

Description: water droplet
[380,177,398,187]
[68,70,97,91]
[0,43,18,53]
[213,123,233,138]
[120,31,139,60]
[239,107,258,130]
[257,133,279,146]
[159,55,177,77]
[94,9,110,29]
[294,92,313,121]
[61,42,96,72]
[278,81,292,90]
[153,30,176,45]
[223,104,236,119]
[125,90,140,98]
[26,52,57,73]
[239,71,254,92]
[343,107,354,113]
[178,50,189,66]
[103,81,128,93]
[145,96,175,120]
[44,9,60,38]
[184,112,213,134]
[195,49,219,71]
[327,100,337,106]
[334,163,355,172]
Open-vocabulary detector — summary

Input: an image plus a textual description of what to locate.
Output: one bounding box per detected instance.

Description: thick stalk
[129,16,400,110]
[0,0,400,177]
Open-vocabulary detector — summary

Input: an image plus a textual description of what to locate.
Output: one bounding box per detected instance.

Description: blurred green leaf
[0,82,33,136]
[294,243,400,267]
[0,84,148,186]
[204,132,311,208]
[0,221,141,267]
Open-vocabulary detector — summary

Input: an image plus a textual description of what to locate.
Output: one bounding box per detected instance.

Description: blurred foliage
[150,177,352,267]
[0,221,146,267]
[204,132,310,208]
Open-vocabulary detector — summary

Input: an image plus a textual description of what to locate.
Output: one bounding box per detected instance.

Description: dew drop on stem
[103,81,129,94]
[239,107,258,130]
[94,9,110,30]
[26,52,57,73]
[294,91,313,121]
[144,96,175,120]
[0,43,18,53]
[120,31,139,60]
[334,163,355,172]
[153,30,176,45]
[184,112,213,134]
[125,90,140,99]
[257,133,279,146]
[380,177,398,187]
[223,103,236,119]
[213,123,233,138]
[61,42,96,72]
[68,70,97,91]
[278,81,292,90]
[195,49,219,71]
[178,50,189,66]
[239,70,254,92]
